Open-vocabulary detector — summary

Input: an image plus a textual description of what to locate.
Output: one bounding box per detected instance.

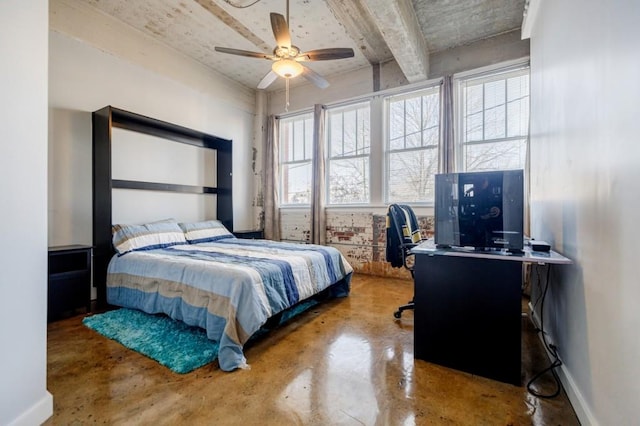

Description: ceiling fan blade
[257,71,278,89]
[298,48,355,61]
[215,47,271,59]
[270,13,291,49]
[301,65,330,89]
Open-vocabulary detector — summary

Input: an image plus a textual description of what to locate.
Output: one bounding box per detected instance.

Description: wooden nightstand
[233,230,264,239]
[48,245,92,321]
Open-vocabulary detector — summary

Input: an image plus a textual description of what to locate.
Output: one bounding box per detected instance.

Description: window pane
[389,100,404,141]
[406,132,421,148]
[328,103,370,158]
[466,112,483,141]
[507,99,529,137]
[327,102,371,205]
[405,97,421,136]
[463,139,527,171]
[424,127,439,146]
[484,104,506,139]
[304,118,313,160]
[458,67,530,172]
[293,120,305,161]
[507,75,529,102]
[280,121,293,162]
[484,80,505,109]
[282,162,312,204]
[280,113,313,205]
[343,110,356,156]
[466,84,483,114]
[328,157,369,204]
[329,112,343,157]
[386,87,440,203]
[423,93,439,128]
[357,108,371,154]
[388,148,438,202]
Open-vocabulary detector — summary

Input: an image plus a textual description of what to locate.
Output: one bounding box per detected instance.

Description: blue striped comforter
[106,239,353,371]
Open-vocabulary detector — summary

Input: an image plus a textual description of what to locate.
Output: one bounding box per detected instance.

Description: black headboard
[92,106,233,306]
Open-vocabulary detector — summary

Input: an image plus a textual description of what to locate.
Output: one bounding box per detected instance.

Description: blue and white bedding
[106,238,353,371]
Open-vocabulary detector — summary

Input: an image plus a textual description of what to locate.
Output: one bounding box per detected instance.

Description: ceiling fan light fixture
[272,58,303,78]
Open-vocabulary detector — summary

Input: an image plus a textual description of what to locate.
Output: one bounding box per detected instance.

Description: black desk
[411,240,570,385]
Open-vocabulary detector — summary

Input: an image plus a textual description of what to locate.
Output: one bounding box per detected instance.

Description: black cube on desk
[48,245,92,321]
[412,240,571,385]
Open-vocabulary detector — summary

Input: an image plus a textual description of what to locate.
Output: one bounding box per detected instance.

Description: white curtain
[263,115,281,241]
[310,104,326,245]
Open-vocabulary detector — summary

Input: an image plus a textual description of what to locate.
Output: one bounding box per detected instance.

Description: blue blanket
[107,239,353,371]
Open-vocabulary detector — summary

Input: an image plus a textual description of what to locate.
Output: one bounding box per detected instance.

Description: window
[280,113,313,205]
[326,102,371,204]
[385,86,440,203]
[274,60,529,210]
[457,67,530,171]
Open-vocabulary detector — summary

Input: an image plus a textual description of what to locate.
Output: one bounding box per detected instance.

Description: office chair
[386,204,423,318]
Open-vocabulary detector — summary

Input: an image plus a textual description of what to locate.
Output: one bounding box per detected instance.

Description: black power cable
[527,264,563,398]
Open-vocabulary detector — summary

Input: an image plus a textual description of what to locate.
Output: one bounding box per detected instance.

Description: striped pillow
[179,220,235,244]
[112,220,187,255]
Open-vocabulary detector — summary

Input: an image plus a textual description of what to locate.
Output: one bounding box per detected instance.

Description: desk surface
[412,239,571,265]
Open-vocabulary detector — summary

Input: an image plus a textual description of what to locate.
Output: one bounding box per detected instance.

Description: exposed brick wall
[280,210,311,243]
[280,209,434,279]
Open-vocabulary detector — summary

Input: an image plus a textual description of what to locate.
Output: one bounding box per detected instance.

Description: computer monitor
[434,169,524,251]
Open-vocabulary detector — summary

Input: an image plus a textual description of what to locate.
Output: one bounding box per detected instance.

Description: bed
[92,107,352,371]
[106,220,352,371]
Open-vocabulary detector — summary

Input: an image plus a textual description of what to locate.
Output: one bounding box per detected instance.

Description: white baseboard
[8,391,53,426]
[528,303,599,426]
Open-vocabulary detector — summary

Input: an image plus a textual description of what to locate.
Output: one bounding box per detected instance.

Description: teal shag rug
[82,299,319,374]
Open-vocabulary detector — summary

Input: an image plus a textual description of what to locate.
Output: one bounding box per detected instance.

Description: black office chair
[386,204,424,318]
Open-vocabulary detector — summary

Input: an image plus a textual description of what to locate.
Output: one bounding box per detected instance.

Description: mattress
[106,238,353,371]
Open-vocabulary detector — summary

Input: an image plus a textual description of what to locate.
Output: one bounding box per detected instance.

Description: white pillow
[112,219,187,254]
[179,220,235,243]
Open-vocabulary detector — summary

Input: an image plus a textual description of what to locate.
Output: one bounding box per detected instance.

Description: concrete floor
[46,274,579,425]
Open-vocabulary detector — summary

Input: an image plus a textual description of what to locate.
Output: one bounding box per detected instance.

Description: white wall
[429,30,529,78]
[49,0,258,248]
[0,2,53,425]
[529,1,640,424]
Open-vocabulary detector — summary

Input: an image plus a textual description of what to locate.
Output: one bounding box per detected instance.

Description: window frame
[278,111,314,206]
[325,100,372,206]
[383,84,442,206]
[454,62,530,173]
[273,59,530,210]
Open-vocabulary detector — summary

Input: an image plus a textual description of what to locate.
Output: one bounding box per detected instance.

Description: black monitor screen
[434,169,524,250]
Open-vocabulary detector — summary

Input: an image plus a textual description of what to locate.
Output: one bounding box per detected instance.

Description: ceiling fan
[214,0,355,91]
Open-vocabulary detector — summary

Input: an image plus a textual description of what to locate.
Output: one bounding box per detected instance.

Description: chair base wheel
[393,310,402,319]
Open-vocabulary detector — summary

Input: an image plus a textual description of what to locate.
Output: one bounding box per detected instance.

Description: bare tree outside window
[459,69,530,172]
[326,102,371,204]
[386,87,441,203]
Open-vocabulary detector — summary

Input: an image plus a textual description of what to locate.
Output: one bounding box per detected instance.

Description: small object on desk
[233,229,264,239]
[531,240,551,252]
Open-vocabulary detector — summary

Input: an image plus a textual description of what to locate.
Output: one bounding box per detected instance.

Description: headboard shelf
[108,106,231,150]
[112,179,219,194]
[92,105,233,306]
